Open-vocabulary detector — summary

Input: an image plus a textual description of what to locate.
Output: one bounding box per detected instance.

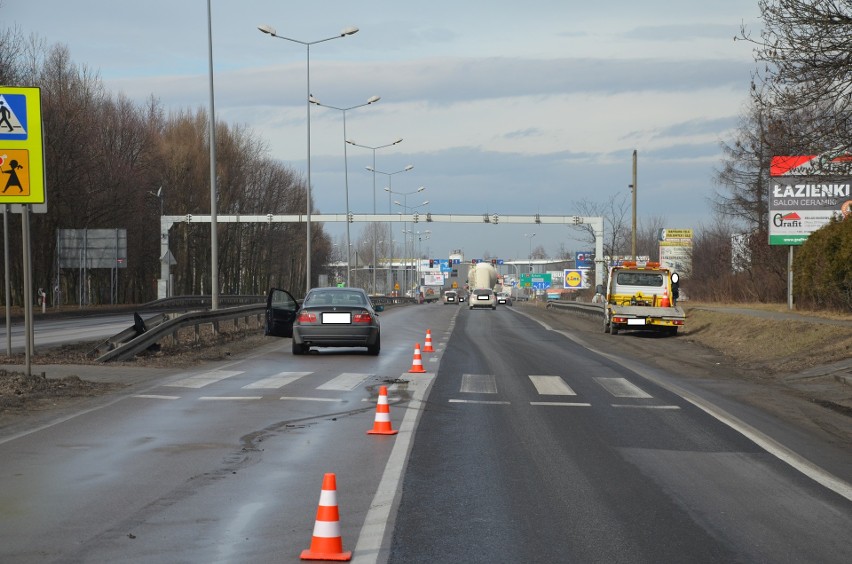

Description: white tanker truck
[467,262,499,309]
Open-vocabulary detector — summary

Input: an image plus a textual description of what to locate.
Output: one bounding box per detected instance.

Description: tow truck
[597,261,685,336]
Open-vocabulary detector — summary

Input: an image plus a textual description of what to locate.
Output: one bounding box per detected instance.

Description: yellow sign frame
[0,86,45,204]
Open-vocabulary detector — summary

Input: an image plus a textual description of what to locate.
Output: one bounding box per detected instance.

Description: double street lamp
[347,138,403,294]
[258,23,359,295]
[310,95,381,287]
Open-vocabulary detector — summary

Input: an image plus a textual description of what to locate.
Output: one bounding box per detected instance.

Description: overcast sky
[5,1,761,261]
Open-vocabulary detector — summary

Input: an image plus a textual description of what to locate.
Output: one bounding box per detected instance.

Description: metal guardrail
[136,295,266,311]
[95,294,415,362]
[544,300,605,318]
[95,303,267,362]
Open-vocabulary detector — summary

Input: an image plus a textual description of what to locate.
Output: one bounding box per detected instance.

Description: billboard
[658,228,693,278]
[769,154,852,245]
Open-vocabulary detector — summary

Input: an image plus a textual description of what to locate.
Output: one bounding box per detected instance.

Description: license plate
[477,295,490,300]
[322,312,351,324]
[627,318,646,325]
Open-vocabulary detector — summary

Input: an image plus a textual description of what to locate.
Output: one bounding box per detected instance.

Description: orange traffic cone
[660,287,670,308]
[422,329,434,352]
[408,342,426,373]
[367,385,398,435]
[300,473,352,561]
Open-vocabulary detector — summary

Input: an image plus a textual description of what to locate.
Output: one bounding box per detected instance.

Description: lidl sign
[0,87,45,204]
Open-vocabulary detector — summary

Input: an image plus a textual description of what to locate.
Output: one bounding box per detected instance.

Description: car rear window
[473,289,492,296]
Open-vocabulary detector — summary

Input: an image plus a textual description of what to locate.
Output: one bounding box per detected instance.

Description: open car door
[265,288,299,338]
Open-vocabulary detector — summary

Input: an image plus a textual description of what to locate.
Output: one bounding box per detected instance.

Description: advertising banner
[769,155,852,245]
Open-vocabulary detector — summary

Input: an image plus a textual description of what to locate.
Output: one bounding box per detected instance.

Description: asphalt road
[0,302,850,562]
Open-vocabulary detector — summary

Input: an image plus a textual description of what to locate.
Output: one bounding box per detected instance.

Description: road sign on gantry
[0,87,45,204]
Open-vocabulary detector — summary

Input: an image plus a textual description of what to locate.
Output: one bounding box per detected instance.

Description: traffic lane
[0,313,139,353]
[0,304,452,562]
[390,307,852,563]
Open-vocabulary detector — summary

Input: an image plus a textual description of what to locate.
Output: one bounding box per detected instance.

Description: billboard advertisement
[769,155,852,245]
[658,228,693,278]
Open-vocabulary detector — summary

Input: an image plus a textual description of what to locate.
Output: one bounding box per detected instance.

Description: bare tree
[570,192,630,264]
[739,0,852,153]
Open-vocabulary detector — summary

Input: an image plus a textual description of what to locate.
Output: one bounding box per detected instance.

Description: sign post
[0,86,46,376]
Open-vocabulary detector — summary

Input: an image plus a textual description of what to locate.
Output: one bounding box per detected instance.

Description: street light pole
[347,137,403,294]
[258,23,359,295]
[369,165,414,294]
[207,0,219,309]
[310,95,380,287]
[631,149,637,261]
[394,197,429,294]
[524,232,536,298]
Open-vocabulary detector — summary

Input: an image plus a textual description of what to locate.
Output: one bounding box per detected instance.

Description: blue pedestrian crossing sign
[0,87,45,204]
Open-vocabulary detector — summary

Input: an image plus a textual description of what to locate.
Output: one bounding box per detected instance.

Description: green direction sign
[519,273,551,289]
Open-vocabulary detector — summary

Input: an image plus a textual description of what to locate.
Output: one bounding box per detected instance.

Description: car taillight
[353,312,372,323]
[298,312,317,323]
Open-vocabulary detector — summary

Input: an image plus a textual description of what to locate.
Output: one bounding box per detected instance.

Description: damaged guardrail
[94,304,265,362]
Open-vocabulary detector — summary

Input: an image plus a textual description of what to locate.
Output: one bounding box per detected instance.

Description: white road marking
[529,375,577,396]
[460,373,497,394]
[165,370,243,389]
[241,371,312,389]
[199,396,262,401]
[595,377,652,398]
[317,372,372,391]
[612,404,680,410]
[279,396,344,402]
[133,394,180,400]
[530,402,591,407]
[449,399,511,405]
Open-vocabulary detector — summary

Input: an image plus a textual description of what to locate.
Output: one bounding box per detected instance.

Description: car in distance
[496,292,512,306]
[442,290,459,305]
[469,288,497,310]
[266,287,383,355]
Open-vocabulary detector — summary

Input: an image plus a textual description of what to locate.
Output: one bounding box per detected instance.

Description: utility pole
[631,149,637,261]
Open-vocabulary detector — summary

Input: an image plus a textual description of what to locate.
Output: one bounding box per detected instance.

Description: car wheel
[292,341,306,355]
[368,333,381,356]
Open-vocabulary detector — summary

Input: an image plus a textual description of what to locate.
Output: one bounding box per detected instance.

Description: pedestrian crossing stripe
[166,370,244,388]
[242,371,312,389]
[594,377,652,398]
[529,375,576,396]
[140,370,677,409]
[318,372,373,391]
[0,94,27,138]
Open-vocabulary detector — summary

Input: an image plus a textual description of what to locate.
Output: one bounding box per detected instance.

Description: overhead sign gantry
[157,213,605,298]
